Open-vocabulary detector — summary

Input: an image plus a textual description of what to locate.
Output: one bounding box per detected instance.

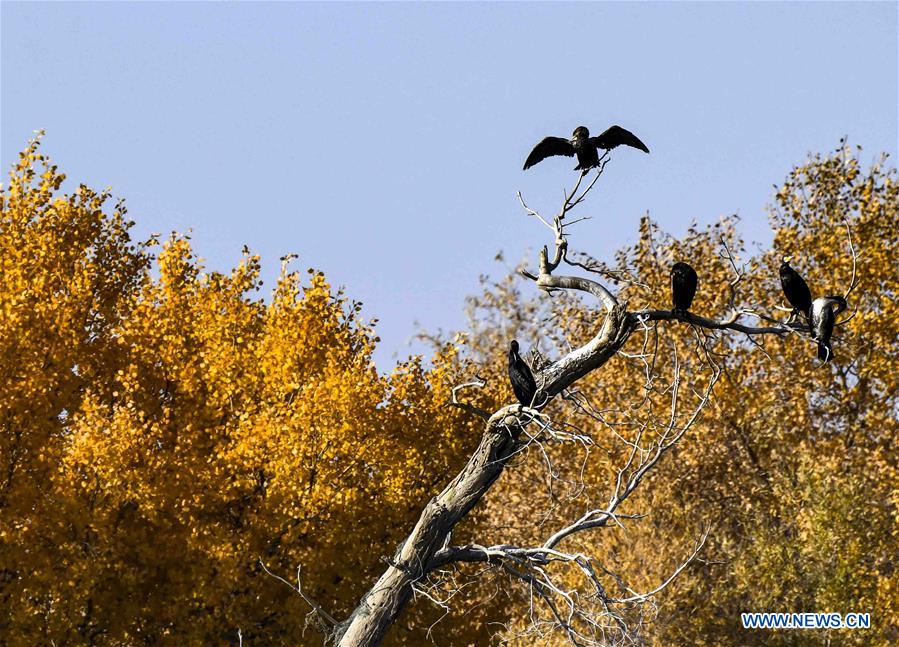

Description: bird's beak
[783,254,793,263]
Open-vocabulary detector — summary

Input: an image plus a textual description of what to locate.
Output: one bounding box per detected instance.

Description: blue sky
[2,2,896,369]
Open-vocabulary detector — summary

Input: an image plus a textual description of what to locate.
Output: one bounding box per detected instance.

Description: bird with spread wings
[523,124,649,171]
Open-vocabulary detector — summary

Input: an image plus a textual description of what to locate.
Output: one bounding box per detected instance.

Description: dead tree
[269,154,855,646]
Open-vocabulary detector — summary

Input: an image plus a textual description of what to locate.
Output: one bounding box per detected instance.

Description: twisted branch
[325,162,856,647]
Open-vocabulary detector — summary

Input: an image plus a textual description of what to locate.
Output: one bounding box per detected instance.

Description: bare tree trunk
[334,306,631,646]
[330,162,811,645]
[334,417,519,645]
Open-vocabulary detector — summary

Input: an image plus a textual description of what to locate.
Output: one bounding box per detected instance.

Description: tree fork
[329,162,816,644]
[333,306,631,646]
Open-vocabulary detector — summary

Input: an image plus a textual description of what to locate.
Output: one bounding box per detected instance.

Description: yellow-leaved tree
[2,134,895,646]
[0,135,503,645]
[450,143,897,645]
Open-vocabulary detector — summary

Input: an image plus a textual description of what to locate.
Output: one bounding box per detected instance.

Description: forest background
[2,2,897,645]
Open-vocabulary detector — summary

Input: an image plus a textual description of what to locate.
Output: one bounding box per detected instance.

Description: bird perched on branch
[811,296,847,363]
[508,340,538,407]
[779,257,813,326]
[523,125,650,171]
[671,262,698,319]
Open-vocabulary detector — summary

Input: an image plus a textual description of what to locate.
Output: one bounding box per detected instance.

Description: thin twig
[259,560,338,627]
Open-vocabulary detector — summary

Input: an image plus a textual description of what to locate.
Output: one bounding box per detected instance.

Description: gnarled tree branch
[320,164,842,646]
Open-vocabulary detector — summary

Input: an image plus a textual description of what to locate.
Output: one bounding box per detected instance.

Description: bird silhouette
[671,262,698,319]
[779,257,813,326]
[523,125,649,171]
[508,340,538,407]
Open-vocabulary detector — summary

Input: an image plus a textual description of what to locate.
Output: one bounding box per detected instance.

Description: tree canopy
[458,142,897,645]
[1,135,896,645]
[0,136,499,645]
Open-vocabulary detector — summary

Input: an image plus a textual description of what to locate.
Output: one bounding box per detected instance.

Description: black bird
[523,125,650,171]
[508,340,538,407]
[671,262,698,319]
[811,296,847,363]
[779,256,813,326]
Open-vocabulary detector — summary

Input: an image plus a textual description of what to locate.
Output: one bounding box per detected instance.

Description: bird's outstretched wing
[592,125,650,153]
[523,136,575,170]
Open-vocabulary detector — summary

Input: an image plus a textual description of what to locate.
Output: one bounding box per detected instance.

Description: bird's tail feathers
[817,341,832,363]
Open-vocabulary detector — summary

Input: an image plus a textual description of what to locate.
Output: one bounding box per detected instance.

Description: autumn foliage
[458,143,898,645]
[0,136,496,645]
[1,135,896,645]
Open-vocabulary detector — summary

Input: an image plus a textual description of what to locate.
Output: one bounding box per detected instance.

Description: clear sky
[2,2,897,369]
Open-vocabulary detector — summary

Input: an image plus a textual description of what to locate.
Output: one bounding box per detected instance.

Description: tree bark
[334,412,521,645]
[334,304,630,646]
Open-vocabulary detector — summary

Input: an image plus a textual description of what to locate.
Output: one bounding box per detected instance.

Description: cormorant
[779,257,813,326]
[671,262,698,319]
[811,296,847,363]
[523,125,650,171]
[508,340,538,407]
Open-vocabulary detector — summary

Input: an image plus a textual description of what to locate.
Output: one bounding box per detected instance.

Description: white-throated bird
[811,296,847,363]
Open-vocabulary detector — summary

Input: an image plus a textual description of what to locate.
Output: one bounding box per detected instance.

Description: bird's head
[781,254,793,265]
[829,295,848,315]
[510,340,519,353]
[572,126,590,140]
